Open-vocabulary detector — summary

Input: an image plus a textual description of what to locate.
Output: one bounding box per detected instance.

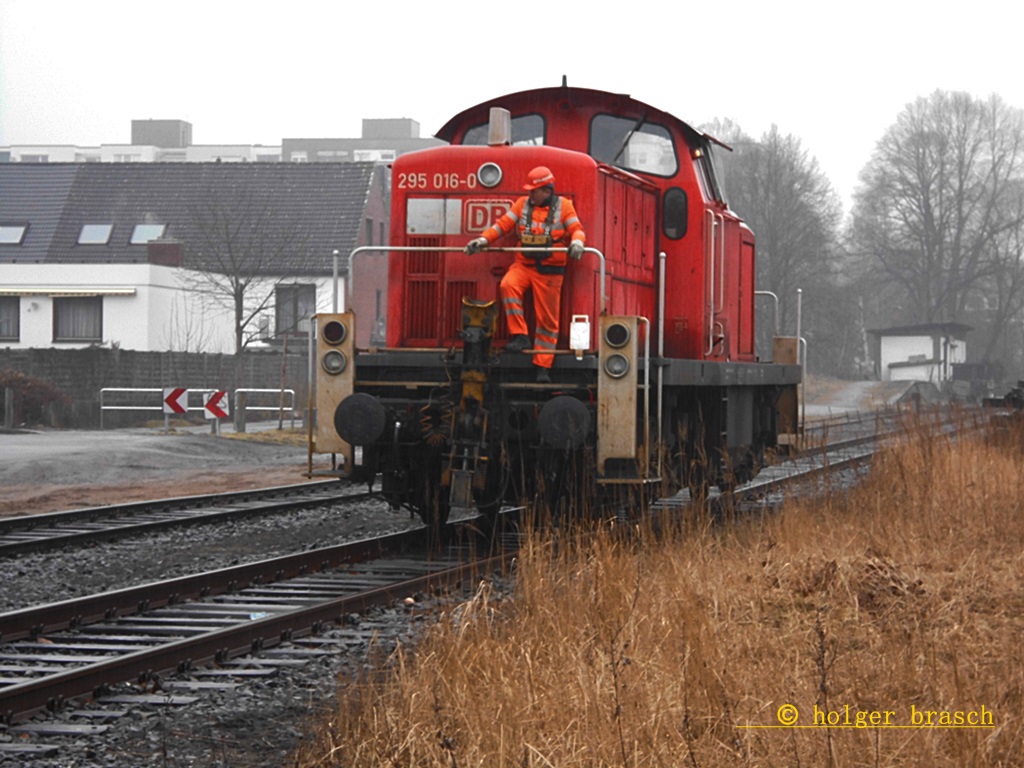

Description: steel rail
[0,518,515,725]
[0,481,369,558]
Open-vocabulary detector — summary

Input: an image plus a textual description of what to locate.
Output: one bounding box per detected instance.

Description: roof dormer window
[130,224,166,244]
[78,224,113,245]
[0,224,28,245]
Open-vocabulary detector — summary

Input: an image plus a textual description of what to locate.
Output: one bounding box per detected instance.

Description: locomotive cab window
[463,114,545,146]
[590,115,678,177]
[662,188,688,240]
[693,142,726,204]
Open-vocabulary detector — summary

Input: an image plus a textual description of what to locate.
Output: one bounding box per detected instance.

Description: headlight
[604,353,630,379]
[322,350,347,375]
[477,162,502,188]
[322,320,347,345]
[604,322,631,349]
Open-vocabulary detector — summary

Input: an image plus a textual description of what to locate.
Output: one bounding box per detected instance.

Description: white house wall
[1,263,234,353]
[2,263,354,353]
[879,335,932,381]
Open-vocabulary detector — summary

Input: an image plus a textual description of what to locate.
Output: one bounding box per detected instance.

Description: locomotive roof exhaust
[488,107,512,146]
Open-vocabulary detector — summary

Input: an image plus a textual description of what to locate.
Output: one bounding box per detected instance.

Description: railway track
[0,480,370,557]
[0,514,516,733]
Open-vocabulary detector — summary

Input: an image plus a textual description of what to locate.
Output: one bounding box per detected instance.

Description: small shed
[869,323,971,384]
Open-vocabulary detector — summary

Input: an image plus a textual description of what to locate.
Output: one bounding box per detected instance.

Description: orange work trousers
[500,261,562,369]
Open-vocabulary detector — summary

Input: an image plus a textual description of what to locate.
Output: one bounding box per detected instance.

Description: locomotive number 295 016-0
[398,172,479,190]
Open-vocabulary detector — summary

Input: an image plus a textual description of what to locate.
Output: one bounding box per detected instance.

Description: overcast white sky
[2,0,1021,212]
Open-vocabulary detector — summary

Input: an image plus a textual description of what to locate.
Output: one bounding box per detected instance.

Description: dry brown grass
[293,416,1024,767]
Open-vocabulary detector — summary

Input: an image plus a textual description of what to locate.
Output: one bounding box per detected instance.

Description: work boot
[535,367,552,383]
[505,334,531,352]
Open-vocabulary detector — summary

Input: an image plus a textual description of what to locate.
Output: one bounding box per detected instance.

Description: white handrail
[343,245,608,318]
[705,210,717,355]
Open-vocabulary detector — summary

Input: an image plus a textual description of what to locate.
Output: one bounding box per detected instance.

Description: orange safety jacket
[481,195,586,274]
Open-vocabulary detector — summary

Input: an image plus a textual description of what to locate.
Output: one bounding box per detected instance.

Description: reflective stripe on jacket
[482,195,586,274]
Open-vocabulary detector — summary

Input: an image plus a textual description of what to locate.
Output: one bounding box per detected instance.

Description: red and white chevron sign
[162,387,188,415]
[204,390,229,419]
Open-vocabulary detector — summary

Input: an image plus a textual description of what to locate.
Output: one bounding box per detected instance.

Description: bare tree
[850,91,1024,332]
[707,120,847,373]
[162,292,215,353]
[182,185,309,354]
[974,178,1024,366]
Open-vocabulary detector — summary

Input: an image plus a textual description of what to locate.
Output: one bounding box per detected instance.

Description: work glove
[465,237,488,255]
[568,241,585,261]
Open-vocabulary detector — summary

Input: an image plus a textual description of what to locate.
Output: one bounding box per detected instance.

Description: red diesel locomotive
[311,83,802,528]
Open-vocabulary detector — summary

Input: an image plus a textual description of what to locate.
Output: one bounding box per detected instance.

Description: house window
[275,284,316,336]
[130,224,166,244]
[53,296,102,342]
[0,297,19,341]
[354,149,396,162]
[78,224,113,245]
[365,218,374,246]
[0,224,28,245]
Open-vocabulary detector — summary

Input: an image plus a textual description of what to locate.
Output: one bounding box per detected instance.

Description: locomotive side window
[590,115,678,177]
[662,188,688,240]
[693,142,727,204]
[463,114,545,146]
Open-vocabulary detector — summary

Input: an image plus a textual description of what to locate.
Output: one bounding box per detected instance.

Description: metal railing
[98,388,296,429]
[233,388,297,430]
[340,245,607,315]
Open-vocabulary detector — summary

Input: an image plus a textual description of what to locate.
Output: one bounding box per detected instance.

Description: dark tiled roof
[0,162,382,275]
[0,165,78,264]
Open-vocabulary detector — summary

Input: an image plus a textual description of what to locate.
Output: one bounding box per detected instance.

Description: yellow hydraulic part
[444,297,498,508]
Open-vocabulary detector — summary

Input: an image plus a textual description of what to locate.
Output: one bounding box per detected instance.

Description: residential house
[0,162,390,354]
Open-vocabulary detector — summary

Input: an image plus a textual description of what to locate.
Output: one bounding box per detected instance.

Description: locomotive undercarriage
[329,302,797,531]
[341,356,788,530]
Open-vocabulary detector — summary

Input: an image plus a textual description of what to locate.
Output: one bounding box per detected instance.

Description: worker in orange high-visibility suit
[465,166,586,383]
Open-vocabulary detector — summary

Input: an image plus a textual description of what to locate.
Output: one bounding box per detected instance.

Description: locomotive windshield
[590,115,678,177]
[462,114,545,146]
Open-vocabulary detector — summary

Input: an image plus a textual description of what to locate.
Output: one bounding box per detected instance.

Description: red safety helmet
[523,166,555,190]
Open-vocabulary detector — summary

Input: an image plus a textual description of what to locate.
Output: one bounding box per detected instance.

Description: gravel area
[0,497,420,612]
[0,428,480,767]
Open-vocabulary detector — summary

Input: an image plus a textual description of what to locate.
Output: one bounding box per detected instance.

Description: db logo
[464,200,512,233]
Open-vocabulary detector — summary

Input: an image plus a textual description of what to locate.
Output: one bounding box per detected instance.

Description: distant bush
[0,369,73,426]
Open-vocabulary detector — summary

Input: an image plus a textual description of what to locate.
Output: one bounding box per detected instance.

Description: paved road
[0,425,309,488]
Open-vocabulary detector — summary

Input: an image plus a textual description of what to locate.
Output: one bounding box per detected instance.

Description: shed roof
[868,322,972,338]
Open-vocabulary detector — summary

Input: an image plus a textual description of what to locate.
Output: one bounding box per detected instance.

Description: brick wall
[0,347,311,428]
